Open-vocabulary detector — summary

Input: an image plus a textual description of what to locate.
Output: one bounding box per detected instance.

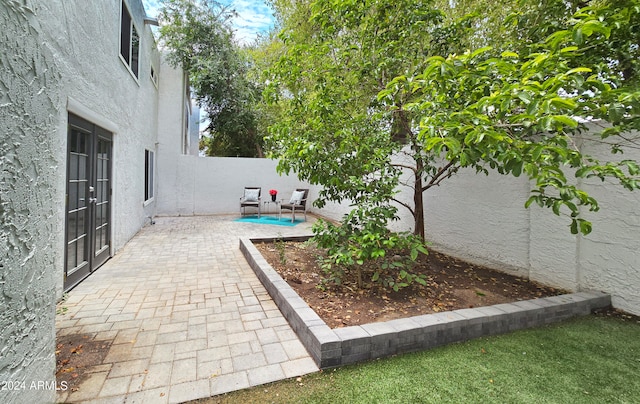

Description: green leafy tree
[436,0,640,82]
[265,0,471,289]
[265,0,640,290]
[265,0,474,237]
[246,30,289,156]
[381,2,640,235]
[159,0,263,157]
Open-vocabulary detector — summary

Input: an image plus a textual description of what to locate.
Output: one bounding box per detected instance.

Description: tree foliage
[265,0,469,289]
[264,0,640,290]
[159,0,263,157]
[381,1,640,235]
[266,0,470,211]
[437,0,640,82]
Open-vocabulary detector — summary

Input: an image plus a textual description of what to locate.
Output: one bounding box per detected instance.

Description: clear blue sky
[143,0,275,44]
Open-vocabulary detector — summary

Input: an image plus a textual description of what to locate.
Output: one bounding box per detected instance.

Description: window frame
[120,0,140,81]
[144,149,155,204]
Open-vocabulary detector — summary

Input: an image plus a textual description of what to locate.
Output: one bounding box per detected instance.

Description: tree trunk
[413,156,425,240]
[393,108,426,240]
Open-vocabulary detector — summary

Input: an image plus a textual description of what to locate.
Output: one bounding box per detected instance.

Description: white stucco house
[0,1,198,402]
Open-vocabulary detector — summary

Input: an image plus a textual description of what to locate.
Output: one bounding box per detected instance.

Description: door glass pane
[67,211,77,243]
[95,204,102,228]
[69,130,78,153]
[79,154,87,181]
[78,181,87,209]
[102,181,108,203]
[68,182,78,211]
[77,207,86,239]
[76,235,86,267]
[96,180,102,202]
[103,222,109,248]
[97,154,103,179]
[95,227,102,253]
[67,242,76,271]
[78,181,89,208]
[79,130,86,154]
[69,153,79,180]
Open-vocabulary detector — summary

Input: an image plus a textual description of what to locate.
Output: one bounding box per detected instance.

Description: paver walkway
[56,215,320,403]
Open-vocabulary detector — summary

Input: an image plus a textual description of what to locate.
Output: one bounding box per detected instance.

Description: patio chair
[280,188,309,222]
[240,187,261,218]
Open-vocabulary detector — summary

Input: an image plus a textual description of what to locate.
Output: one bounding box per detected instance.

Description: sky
[142,0,276,45]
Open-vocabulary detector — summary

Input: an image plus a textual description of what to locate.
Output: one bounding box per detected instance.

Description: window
[183,101,190,154]
[120,1,139,78]
[144,149,154,202]
[150,65,158,88]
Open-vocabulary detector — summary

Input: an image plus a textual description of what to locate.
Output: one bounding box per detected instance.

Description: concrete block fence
[240,236,612,369]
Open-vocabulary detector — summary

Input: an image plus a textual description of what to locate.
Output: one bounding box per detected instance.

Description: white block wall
[416,129,640,316]
[156,155,318,217]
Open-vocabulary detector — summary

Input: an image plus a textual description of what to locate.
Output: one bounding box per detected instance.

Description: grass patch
[195,314,640,403]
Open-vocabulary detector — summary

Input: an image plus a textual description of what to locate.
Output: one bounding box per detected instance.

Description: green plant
[159,0,264,157]
[313,206,428,291]
[56,293,69,316]
[274,235,287,265]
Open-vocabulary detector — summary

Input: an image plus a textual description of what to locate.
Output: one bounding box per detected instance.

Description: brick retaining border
[240,237,612,369]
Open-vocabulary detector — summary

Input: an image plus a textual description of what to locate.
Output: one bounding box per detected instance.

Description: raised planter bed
[240,236,611,369]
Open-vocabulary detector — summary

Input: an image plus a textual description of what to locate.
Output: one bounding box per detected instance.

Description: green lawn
[200,314,640,404]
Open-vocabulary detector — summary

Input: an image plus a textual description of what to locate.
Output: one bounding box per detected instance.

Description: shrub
[312,205,428,292]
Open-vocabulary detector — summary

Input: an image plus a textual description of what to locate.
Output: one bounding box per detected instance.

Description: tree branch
[392,197,415,216]
[391,163,418,173]
[422,160,458,192]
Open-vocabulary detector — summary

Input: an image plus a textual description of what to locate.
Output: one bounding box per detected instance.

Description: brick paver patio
[56,215,319,403]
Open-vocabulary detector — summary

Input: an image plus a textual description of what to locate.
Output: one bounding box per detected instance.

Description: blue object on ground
[234,215,301,226]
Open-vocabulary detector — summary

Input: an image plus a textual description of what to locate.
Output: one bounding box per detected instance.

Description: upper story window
[120,1,139,78]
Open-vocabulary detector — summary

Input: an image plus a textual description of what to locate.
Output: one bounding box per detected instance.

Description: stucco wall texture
[1,3,60,403]
[1,0,178,402]
[42,0,162,258]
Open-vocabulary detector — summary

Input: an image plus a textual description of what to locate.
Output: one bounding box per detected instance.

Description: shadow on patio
[55,215,319,403]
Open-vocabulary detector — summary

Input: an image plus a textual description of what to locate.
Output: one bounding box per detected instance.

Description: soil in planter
[255,240,567,329]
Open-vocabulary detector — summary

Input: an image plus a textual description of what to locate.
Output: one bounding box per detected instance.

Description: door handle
[89,197,98,203]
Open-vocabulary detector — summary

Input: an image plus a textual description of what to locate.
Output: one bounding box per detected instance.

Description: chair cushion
[289,190,305,205]
[244,189,260,202]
